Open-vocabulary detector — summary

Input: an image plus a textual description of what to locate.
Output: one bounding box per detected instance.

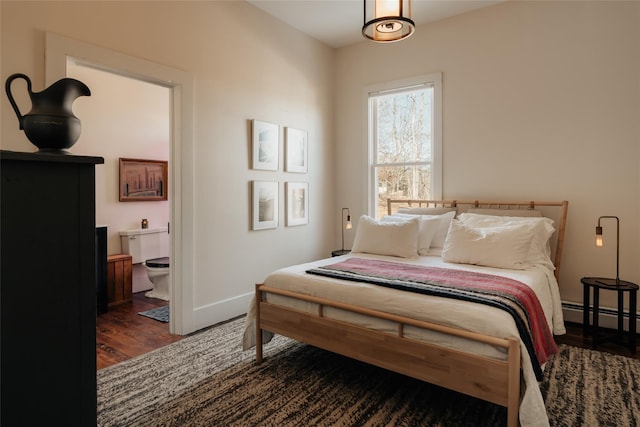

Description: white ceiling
[247,0,504,48]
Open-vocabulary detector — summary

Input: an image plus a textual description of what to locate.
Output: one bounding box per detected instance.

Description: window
[367,73,442,219]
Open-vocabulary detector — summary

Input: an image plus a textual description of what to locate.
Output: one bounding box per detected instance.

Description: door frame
[45,32,195,334]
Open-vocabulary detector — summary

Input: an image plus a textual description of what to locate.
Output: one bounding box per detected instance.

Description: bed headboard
[386,199,569,280]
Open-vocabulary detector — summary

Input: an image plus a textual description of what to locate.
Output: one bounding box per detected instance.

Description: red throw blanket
[306,258,558,380]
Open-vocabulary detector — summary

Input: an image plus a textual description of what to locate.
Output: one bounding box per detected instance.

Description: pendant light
[362,0,415,43]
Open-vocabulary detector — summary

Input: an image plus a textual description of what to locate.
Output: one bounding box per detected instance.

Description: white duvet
[243,253,566,427]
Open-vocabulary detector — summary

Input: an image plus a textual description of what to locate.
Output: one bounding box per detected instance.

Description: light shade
[363,0,415,43]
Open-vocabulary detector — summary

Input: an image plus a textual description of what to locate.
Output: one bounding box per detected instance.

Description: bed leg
[255,284,263,364]
[256,336,263,364]
[506,338,521,427]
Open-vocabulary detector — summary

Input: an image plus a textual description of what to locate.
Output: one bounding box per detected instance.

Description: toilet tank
[119,227,169,264]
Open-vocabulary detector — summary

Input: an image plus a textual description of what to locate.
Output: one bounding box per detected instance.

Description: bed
[243,199,569,427]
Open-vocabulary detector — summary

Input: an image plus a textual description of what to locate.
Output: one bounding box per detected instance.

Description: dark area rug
[98,317,640,426]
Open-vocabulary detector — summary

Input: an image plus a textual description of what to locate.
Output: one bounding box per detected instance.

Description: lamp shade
[363,0,415,43]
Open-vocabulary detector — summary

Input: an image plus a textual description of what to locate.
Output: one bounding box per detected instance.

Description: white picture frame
[285,127,308,173]
[252,181,279,230]
[286,182,309,226]
[252,120,279,171]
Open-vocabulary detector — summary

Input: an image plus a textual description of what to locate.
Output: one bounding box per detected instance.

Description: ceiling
[247,0,504,48]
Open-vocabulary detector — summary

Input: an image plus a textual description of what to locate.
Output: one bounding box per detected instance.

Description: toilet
[143,257,170,301]
[120,227,170,300]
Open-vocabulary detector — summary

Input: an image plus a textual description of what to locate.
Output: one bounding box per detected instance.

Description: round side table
[331,249,351,257]
[581,277,637,354]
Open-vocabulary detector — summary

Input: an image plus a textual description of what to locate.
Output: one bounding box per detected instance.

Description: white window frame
[364,73,442,217]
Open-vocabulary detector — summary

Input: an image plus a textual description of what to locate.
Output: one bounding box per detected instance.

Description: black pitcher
[5,73,91,152]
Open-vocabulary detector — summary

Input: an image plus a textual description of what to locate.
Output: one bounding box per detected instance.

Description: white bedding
[243,252,565,427]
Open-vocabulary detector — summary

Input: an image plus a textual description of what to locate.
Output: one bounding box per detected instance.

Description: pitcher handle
[5,73,32,130]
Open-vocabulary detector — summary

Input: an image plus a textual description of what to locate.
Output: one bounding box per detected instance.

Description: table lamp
[595,215,620,285]
[342,207,352,252]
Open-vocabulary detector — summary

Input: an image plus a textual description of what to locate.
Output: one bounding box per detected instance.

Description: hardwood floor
[96,292,182,369]
[97,295,638,371]
[555,321,639,360]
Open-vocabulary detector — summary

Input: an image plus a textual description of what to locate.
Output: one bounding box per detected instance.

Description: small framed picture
[119,158,168,202]
[252,120,279,171]
[285,127,307,173]
[252,181,279,230]
[286,182,309,226]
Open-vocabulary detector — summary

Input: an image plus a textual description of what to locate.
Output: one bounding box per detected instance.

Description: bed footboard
[255,284,521,427]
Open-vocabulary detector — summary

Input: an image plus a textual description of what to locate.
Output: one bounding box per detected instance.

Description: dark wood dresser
[1,150,103,426]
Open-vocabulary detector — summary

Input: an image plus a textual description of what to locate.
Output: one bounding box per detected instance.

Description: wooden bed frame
[255,200,569,427]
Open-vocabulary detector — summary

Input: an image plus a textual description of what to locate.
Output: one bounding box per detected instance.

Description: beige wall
[2,0,639,330]
[335,1,640,310]
[1,1,335,332]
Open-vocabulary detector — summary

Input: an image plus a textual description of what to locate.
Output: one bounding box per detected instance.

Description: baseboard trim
[562,301,640,331]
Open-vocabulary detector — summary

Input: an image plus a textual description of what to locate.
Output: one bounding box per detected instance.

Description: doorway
[45,32,195,335]
[67,62,170,297]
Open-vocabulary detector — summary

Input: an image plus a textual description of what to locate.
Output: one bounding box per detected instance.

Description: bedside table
[331,249,351,257]
[581,277,637,354]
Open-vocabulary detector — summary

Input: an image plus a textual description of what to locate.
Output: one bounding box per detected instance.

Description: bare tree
[375,89,432,214]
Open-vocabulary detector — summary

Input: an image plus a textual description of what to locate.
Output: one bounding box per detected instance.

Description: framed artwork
[286,182,309,226]
[285,127,308,173]
[252,181,279,230]
[252,120,279,171]
[119,158,168,202]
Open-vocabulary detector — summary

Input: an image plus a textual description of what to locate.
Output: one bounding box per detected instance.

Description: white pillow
[393,210,456,250]
[381,214,441,255]
[442,220,536,270]
[352,215,419,258]
[457,213,555,268]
